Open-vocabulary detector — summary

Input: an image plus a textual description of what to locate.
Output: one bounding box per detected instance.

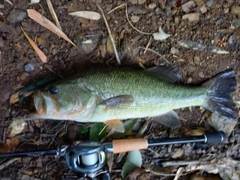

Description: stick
[96,3,121,65]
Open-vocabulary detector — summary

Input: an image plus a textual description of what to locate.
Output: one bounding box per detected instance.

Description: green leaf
[79,126,89,139]
[121,150,142,179]
[89,123,106,141]
[112,119,138,138]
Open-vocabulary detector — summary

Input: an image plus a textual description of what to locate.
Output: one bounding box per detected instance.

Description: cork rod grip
[112,139,148,154]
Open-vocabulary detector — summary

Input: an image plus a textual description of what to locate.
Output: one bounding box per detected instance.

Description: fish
[28,66,237,132]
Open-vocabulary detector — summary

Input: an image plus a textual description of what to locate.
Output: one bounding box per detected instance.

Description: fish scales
[81,69,206,122]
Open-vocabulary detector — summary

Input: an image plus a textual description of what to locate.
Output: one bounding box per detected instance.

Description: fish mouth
[32,90,47,116]
[31,90,59,117]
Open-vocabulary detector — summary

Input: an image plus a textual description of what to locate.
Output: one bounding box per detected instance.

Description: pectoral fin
[105,119,125,133]
[100,95,134,108]
[153,111,181,128]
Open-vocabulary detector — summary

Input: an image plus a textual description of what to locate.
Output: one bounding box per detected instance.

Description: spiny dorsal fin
[146,65,182,83]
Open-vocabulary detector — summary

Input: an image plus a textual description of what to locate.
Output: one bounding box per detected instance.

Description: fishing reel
[0,131,227,180]
[64,142,110,180]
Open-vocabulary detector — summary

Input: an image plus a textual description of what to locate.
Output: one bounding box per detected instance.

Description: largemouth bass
[29,66,237,132]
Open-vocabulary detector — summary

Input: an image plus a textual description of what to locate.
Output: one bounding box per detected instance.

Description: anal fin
[153,110,181,128]
[105,119,125,133]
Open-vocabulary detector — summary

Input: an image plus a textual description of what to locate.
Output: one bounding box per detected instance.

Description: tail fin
[203,70,237,120]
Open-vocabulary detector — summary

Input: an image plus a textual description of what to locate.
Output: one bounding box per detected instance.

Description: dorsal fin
[146,65,182,83]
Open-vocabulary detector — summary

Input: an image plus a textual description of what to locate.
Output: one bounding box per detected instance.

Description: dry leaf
[7,120,27,138]
[153,27,172,41]
[6,138,19,150]
[27,9,77,47]
[46,0,62,30]
[21,27,47,63]
[69,11,101,20]
[0,138,19,153]
[9,90,33,104]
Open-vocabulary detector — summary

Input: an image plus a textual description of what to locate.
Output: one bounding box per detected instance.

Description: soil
[0,0,240,180]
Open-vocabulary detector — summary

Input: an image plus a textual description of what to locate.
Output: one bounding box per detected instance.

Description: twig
[96,3,121,65]
[144,36,152,54]
[138,46,171,64]
[147,147,162,157]
[99,125,107,135]
[4,0,13,5]
[0,158,20,170]
[161,160,201,167]
[173,167,184,180]
[108,3,152,36]
[44,64,63,79]
[46,0,62,30]
[107,4,125,14]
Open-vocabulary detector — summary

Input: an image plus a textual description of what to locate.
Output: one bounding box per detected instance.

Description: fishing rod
[0,131,226,180]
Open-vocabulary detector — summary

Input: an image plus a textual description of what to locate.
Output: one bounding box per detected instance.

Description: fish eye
[49,86,58,94]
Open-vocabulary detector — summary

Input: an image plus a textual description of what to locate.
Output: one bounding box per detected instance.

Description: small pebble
[164,6,172,16]
[6,9,27,23]
[182,13,200,22]
[19,72,30,81]
[0,37,4,48]
[200,6,207,14]
[198,72,204,78]
[130,15,140,23]
[128,0,137,4]
[181,1,195,13]
[231,6,240,18]
[170,47,179,55]
[148,2,157,9]
[215,17,223,25]
[206,0,213,7]
[155,7,161,15]
[187,77,192,84]
[232,19,240,29]
[193,56,200,65]
[24,63,34,72]
[174,16,180,25]
[137,0,146,5]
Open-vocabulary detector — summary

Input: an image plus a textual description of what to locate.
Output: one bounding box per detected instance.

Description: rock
[127,6,148,15]
[181,1,195,13]
[182,13,200,22]
[193,56,200,65]
[148,2,157,9]
[198,72,204,78]
[6,9,27,23]
[215,17,223,25]
[174,16,180,25]
[231,6,240,18]
[170,47,179,55]
[24,63,34,72]
[19,72,30,81]
[131,15,140,23]
[200,6,207,14]
[187,77,192,84]
[155,7,161,15]
[206,0,213,7]
[232,19,240,29]
[0,37,4,48]
[137,0,146,5]
[128,0,138,4]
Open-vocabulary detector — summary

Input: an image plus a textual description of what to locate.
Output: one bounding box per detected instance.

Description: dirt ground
[0,0,240,179]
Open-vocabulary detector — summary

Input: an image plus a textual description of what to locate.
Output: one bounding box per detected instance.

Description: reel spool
[65,142,106,178]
